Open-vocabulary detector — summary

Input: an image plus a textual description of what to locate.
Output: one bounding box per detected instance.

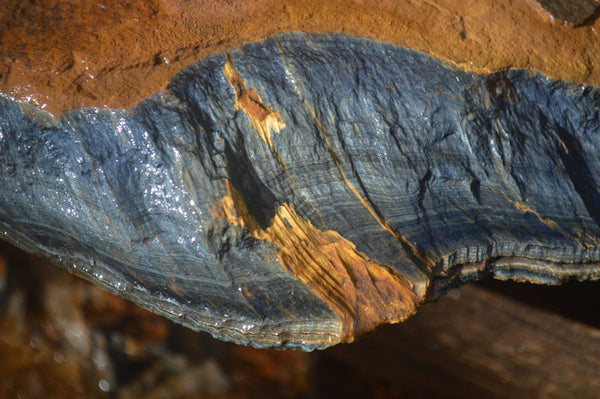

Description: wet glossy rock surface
[1,33,600,349]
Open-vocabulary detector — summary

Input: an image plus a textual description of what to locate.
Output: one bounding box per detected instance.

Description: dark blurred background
[1,241,600,399]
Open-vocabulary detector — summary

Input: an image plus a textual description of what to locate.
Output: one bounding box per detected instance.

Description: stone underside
[1,33,600,349]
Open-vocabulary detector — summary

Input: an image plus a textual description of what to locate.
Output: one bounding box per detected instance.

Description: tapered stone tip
[534,0,599,25]
[1,33,600,349]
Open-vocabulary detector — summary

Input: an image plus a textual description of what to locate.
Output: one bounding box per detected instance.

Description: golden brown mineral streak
[218,181,421,341]
[219,58,423,339]
[223,55,432,276]
[223,54,285,148]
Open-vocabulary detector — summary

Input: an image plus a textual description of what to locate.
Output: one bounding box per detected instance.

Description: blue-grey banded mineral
[1,33,600,350]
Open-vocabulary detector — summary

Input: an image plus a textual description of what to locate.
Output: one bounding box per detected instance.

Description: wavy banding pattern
[0,33,600,349]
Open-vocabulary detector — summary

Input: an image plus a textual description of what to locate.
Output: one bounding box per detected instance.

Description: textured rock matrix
[1,33,600,349]
[2,0,600,114]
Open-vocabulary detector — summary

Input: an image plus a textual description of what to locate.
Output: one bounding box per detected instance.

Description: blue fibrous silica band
[0,33,599,350]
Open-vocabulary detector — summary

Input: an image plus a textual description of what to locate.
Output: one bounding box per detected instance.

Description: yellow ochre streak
[299,97,433,269]
[223,54,285,148]
[217,180,421,341]
[224,52,430,270]
[501,191,584,246]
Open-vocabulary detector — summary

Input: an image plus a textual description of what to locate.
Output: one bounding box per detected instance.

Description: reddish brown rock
[2,0,600,114]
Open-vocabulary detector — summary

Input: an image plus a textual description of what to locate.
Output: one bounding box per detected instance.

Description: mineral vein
[1,33,600,350]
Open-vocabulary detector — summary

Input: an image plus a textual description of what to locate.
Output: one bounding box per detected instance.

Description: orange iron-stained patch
[217,179,422,341]
[223,55,285,148]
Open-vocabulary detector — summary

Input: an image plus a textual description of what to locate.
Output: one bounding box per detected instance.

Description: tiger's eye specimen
[1,33,599,350]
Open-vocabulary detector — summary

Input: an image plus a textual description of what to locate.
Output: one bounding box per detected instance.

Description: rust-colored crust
[217,180,421,341]
[2,0,600,115]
